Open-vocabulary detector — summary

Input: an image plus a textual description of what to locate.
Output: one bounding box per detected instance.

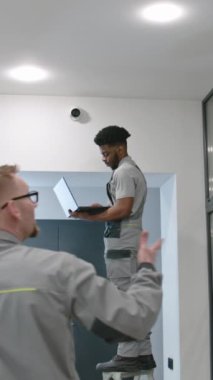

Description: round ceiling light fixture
[8,65,48,82]
[141,2,184,23]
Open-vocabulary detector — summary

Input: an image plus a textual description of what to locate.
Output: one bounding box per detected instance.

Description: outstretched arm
[137,231,162,265]
[66,231,162,342]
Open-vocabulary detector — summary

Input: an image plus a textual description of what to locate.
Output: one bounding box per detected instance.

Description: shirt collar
[0,230,20,245]
[118,155,133,167]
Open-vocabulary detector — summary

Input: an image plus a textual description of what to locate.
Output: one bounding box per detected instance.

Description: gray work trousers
[105,251,152,357]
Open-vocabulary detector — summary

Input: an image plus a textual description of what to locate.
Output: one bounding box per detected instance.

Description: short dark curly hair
[94,125,131,146]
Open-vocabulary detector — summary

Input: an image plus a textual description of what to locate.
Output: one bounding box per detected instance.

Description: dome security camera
[71,108,81,120]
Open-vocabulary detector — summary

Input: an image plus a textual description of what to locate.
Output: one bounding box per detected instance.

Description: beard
[111,153,120,170]
[30,223,40,238]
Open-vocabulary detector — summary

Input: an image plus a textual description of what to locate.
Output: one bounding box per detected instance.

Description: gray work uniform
[104,156,151,357]
[0,231,162,380]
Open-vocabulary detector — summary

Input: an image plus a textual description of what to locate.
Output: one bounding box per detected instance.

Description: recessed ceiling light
[8,65,48,82]
[142,2,184,23]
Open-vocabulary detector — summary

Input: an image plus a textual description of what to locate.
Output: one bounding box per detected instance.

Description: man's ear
[7,201,21,219]
[117,144,125,156]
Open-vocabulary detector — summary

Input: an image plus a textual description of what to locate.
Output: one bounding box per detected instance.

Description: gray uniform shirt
[104,156,147,252]
[0,231,162,380]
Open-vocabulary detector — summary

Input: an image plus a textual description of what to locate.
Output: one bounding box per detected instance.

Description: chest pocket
[104,221,121,238]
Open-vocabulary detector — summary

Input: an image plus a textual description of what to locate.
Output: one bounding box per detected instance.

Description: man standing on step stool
[71,125,157,373]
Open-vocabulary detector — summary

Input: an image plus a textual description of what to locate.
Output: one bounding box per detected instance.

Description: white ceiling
[0,0,213,101]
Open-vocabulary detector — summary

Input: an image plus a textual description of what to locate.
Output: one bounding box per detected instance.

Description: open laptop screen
[53,177,78,217]
[53,177,110,217]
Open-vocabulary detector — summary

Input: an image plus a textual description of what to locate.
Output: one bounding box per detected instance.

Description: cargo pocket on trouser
[105,251,137,291]
[104,221,121,238]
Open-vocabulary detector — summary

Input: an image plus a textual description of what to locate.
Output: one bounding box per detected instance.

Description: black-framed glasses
[1,191,39,210]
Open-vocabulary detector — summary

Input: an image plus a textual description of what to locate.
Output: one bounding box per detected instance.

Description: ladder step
[102,369,154,380]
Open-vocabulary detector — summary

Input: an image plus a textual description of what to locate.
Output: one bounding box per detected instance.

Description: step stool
[102,369,154,380]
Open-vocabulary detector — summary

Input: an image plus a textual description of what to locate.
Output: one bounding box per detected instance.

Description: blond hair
[0,165,18,177]
[0,165,19,205]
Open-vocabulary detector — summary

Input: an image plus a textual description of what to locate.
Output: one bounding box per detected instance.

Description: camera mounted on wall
[70,108,81,121]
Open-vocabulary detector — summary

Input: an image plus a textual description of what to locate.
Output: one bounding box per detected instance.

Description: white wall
[161,175,180,379]
[0,95,209,380]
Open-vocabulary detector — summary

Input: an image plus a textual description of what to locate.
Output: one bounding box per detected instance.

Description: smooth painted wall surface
[0,95,208,380]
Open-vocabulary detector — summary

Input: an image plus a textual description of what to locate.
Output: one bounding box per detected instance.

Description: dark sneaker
[137,354,156,370]
[96,355,140,372]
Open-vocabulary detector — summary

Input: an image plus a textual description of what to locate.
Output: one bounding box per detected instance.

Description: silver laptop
[53,177,109,217]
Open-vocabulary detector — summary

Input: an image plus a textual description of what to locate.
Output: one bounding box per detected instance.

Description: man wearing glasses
[71,126,155,373]
[0,167,39,238]
[0,164,162,380]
